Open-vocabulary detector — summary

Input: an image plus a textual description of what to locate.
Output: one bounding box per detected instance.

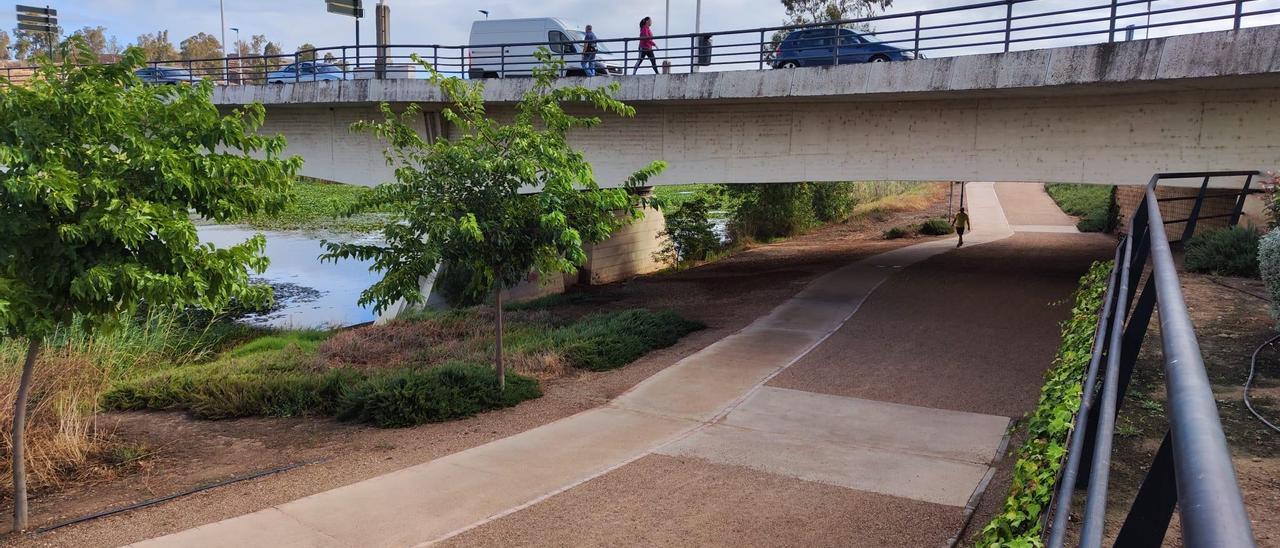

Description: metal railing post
[1229,174,1255,226]
[1109,0,1120,43]
[1235,0,1245,29]
[1114,431,1179,547]
[759,30,765,70]
[1180,176,1213,242]
[832,27,840,65]
[1004,0,1014,52]
[913,12,921,58]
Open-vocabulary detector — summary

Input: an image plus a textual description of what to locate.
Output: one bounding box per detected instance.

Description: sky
[17,0,1280,61]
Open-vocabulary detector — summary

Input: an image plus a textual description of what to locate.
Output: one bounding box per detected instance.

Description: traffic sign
[325,0,363,18]
[15,4,55,16]
[16,22,52,32]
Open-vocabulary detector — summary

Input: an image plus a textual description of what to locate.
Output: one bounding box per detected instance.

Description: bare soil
[968,272,1280,546]
[5,190,951,547]
[1099,272,1280,546]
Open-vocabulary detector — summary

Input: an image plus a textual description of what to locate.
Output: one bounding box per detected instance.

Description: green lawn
[1045,184,1117,232]
[226,178,388,234]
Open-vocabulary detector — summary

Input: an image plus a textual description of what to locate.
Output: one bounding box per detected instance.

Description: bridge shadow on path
[769,232,1114,418]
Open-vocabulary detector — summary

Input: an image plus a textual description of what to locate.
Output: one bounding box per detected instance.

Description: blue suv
[771,28,915,68]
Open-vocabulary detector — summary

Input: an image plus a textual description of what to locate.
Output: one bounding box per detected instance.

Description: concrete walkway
[134,183,1028,548]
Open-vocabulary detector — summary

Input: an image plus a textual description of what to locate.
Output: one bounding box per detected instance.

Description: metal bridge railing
[2,0,1279,85]
[1045,171,1259,547]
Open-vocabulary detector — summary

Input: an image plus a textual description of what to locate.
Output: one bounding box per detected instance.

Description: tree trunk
[494,287,505,391]
[12,337,40,532]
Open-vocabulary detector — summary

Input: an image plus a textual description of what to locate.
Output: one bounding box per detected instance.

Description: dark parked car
[134,66,196,84]
[771,28,915,68]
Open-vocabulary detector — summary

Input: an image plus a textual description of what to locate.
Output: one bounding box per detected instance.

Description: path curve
[133,184,1017,548]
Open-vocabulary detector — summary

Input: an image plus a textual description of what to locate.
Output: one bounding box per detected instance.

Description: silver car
[266,61,346,83]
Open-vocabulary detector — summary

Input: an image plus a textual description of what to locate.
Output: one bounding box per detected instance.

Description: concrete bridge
[213,26,1280,189]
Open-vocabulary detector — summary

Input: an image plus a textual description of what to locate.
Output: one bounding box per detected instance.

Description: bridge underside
[226,27,1280,188]
[256,86,1278,188]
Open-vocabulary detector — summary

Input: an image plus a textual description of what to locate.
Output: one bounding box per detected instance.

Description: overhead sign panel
[15,4,55,16]
[325,0,363,18]
[17,21,53,32]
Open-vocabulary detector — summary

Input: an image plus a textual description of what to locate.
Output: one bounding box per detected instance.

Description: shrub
[919,218,955,236]
[334,363,540,428]
[882,226,910,239]
[810,182,857,222]
[724,183,818,241]
[1184,226,1261,278]
[1045,184,1119,233]
[1258,229,1280,322]
[547,309,703,371]
[980,262,1112,545]
[656,195,723,265]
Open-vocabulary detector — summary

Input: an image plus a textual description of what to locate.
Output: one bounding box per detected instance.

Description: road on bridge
[130,183,1113,548]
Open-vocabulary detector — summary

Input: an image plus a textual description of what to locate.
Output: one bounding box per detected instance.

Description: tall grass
[0,309,247,497]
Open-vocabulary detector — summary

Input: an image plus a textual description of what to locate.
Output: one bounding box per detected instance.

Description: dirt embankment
[5,187,953,547]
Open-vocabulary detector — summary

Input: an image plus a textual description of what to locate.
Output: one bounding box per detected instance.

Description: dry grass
[317,309,569,380]
[2,344,118,499]
[851,182,946,220]
[1,311,242,499]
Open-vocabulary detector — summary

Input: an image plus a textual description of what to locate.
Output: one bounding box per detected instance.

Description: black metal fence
[3,0,1279,84]
[1045,171,1258,547]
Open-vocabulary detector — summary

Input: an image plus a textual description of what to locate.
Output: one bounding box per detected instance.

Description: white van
[468,17,623,78]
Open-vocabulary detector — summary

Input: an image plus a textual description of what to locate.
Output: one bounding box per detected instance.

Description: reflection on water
[197,225,382,329]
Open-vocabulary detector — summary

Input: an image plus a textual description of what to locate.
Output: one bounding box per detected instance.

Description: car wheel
[780,61,799,69]
[870,55,890,63]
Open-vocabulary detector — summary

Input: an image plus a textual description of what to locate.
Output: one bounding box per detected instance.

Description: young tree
[134,30,178,61]
[322,51,665,389]
[180,32,224,76]
[69,26,108,56]
[0,39,299,531]
[0,30,11,60]
[297,43,318,61]
[12,26,62,60]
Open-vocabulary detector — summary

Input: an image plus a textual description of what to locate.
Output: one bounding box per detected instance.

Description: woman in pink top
[633,16,659,74]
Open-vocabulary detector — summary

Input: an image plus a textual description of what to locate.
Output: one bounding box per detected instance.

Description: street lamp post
[692,0,702,73]
[219,0,228,79]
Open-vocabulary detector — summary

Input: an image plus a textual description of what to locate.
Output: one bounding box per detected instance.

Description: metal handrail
[1,0,1273,85]
[1045,171,1258,547]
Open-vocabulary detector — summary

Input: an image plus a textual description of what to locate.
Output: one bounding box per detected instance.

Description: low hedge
[1184,226,1261,278]
[979,261,1112,546]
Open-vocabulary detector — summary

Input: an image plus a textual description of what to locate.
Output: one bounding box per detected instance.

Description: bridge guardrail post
[1180,176,1213,242]
[759,30,765,70]
[1229,173,1255,226]
[1235,0,1245,29]
[1109,0,1120,43]
[913,12,921,58]
[1004,0,1014,52]
[1114,431,1179,545]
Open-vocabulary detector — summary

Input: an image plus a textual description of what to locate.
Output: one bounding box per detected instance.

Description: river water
[197,225,382,329]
